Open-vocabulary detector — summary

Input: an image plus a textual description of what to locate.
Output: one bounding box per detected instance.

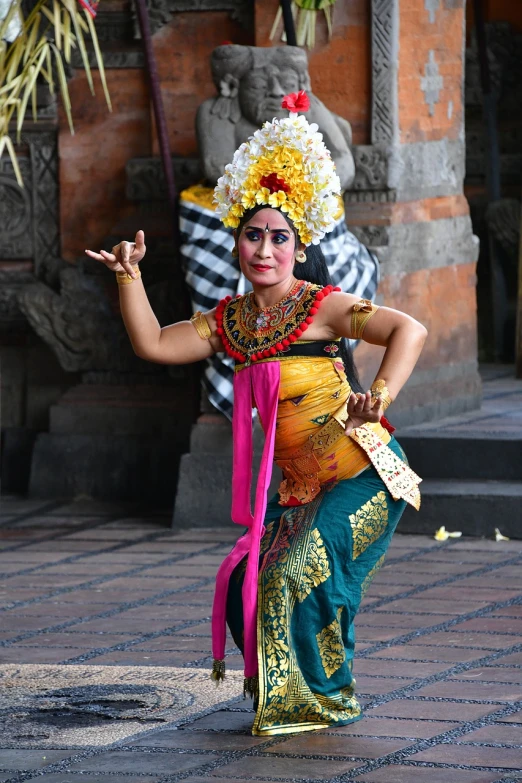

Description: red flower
[281,90,310,113]
[260,173,290,194]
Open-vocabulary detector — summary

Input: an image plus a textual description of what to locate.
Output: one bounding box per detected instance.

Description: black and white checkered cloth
[180,199,379,420]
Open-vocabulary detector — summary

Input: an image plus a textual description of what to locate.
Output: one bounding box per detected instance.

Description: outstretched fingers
[134,230,146,252]
[85,249,106,263]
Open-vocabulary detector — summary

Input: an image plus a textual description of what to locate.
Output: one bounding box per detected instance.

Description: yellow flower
[434,526,462,541]
[256,187,271,205]
[230,203,244,218]
[287,205,305,221]
[224,215,240,228]
[241,190,257,209]
[494,528,510,542]
[268,191,287,208]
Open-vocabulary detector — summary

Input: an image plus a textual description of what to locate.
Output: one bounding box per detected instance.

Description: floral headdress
[213,90,341,246]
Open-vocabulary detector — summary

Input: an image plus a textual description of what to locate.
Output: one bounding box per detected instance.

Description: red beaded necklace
[216,282,341,364]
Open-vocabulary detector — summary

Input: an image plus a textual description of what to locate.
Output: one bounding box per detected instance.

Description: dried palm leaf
[270,0,337,51]
[0,0,110,186]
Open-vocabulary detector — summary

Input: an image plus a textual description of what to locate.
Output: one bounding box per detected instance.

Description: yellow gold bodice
[273,356,391,505]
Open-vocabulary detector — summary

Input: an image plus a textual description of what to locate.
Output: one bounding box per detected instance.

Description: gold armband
[351,299,379,339]
[116,266,141,285]
[371,378,392,411]
[190,310,212,341]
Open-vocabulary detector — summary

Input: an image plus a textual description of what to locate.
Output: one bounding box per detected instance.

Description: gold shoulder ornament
[351,299,379,340]
[190,311,212,341]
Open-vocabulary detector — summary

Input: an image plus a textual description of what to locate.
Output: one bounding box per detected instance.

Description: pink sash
[211,361,281,678]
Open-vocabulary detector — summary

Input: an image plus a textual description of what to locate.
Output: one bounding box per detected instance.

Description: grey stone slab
[29,434,182,507]
[0,749,73,770]
[26,777,162,783]
[66,750,212,774]
[396,436,522,481]
[388,138,466,200]
[378,216,478,277]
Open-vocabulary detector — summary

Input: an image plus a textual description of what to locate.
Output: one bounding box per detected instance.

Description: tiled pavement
[0,496,521,783]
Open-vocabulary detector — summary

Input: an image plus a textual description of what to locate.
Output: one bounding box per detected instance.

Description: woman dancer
[86,91,427,736]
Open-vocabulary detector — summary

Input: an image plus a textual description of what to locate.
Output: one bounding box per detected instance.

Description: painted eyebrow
[244,225,291,234]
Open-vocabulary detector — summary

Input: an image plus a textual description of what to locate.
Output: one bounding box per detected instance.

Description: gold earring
[231,246,238,258]
[295,250,306,263]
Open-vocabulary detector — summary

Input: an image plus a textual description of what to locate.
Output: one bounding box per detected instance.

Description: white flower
[213,109,341,244]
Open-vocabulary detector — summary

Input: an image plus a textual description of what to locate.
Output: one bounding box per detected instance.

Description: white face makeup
[236,208,298,287]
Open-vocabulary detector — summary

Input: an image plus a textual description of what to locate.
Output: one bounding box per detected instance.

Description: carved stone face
[238,64,301,126]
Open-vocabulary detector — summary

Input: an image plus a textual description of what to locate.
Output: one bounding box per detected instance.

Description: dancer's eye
[245,230,262,242]
[272,233,289,244]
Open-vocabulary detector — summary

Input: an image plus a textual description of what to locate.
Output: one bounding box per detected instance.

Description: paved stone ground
[0,497,521,783]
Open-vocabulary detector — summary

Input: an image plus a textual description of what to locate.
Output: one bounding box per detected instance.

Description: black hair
[294,243,364,393]
[236,206,364,394]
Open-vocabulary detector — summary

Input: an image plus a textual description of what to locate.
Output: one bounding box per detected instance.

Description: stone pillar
[255,0,481,426]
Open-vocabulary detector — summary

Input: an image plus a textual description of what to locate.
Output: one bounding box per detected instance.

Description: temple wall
[254,0,372,144]
[254,0,480,425]
[59,68,150,261]
[2,0,493,498]
[60,9,253,261]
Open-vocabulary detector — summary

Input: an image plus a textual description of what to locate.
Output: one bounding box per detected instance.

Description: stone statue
[17,264,170,375]
[196,45,355,188]
[17,266,140,373]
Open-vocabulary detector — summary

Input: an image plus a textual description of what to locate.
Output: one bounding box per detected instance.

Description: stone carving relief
[351,145,388,191]
[197,45,356,189]
[371,0,398,145]
[0,267,34,327]
[140,0,252,38]
[126,157,201,202]
[26,130,61,286]
[17,266,145,373]
[349,225,389,248]
[0,157,32,258]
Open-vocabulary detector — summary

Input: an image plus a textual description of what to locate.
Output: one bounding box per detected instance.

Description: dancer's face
[236,208,298,287]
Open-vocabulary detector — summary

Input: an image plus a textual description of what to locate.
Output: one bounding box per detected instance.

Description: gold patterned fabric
[316,608,346,678]
[227,435,409,735]
[274,357,391,506]
[361,554,386,598]
[224,350,416,736]
[350,491,389,559]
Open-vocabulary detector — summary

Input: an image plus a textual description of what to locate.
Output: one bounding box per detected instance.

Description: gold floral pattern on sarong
[350,491,389,559]
[316,607,345,678]
[297,528,331,602]
[253,502,361,736]
[361,554,386,597]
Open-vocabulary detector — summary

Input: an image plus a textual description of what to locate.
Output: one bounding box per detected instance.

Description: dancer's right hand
[85,230,146,277]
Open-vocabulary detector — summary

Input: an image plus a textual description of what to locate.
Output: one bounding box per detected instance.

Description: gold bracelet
[190,310,212,341]
[371,378,392,411]
[351,299,379,340]
[116,266,141,285]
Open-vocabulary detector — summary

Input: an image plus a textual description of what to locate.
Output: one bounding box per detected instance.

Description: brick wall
[59,68,150,261]
[60,11,253,261]
[254,0,371,144]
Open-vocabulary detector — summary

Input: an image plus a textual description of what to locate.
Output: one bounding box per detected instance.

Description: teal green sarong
[227,436,407,736]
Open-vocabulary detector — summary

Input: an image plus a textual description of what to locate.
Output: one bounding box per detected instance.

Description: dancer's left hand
[344,391,383,436]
